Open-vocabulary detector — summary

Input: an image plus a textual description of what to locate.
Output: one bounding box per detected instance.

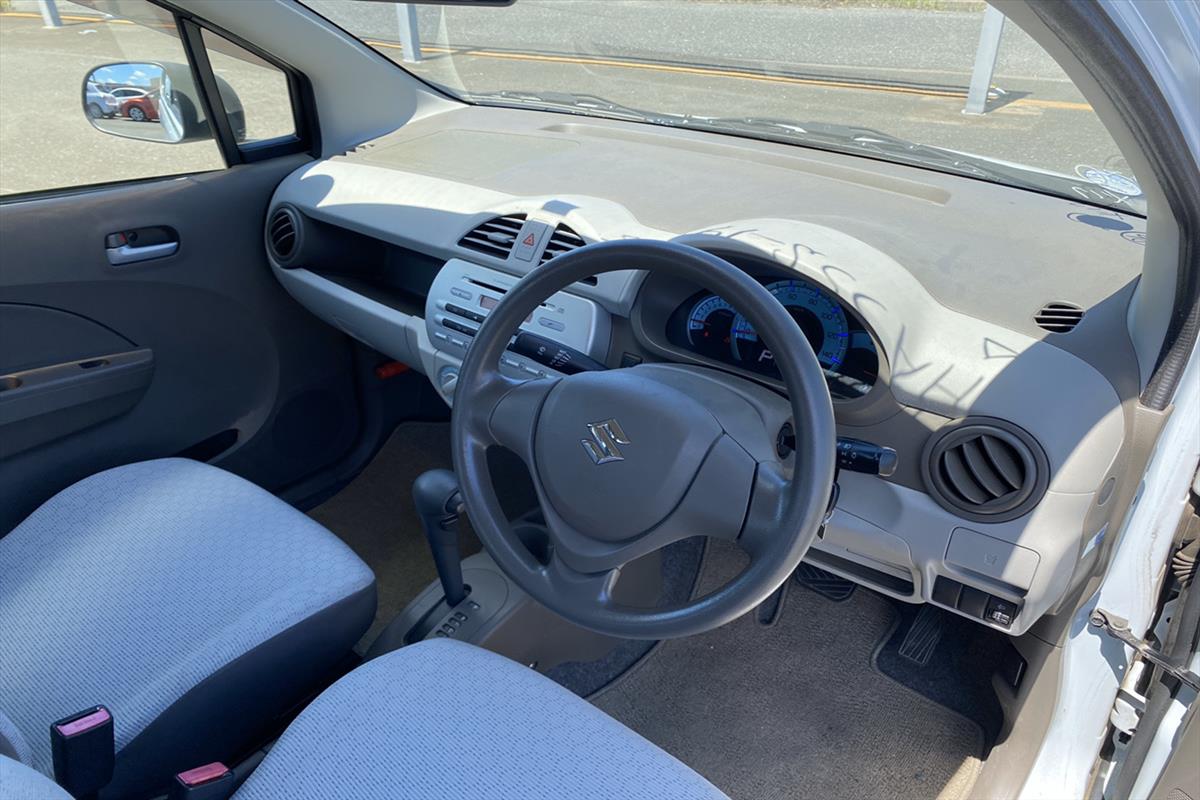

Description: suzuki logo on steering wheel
[581,418,631,465]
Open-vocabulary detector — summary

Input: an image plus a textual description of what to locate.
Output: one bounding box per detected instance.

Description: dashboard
[261,104,1144,637]
[664,277,878,400]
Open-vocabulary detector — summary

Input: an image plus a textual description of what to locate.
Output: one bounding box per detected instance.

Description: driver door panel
[0,157,360,533]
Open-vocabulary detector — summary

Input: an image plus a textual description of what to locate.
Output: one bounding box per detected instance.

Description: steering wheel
[451,240,836,639]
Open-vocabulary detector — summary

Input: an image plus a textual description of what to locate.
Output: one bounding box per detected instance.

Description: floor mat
[876,601,1013,747]
[592,540,984,800]
[308,422,480,651]
[545,537,706,697]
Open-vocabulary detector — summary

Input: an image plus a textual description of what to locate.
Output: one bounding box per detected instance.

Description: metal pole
[397,3,422,64]
[38,0,62,29]
[963,5,1005,115]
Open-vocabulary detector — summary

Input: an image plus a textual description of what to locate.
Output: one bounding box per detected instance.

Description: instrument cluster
[665,277,879,399]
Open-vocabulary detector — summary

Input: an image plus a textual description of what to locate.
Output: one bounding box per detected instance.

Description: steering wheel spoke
[542,552,620,610]
[468,374,557,465]
[736,461,790,558]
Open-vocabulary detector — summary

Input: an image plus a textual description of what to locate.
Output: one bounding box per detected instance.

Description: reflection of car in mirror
[82,61,245,145]
[84,82,118,119]
[120,93,159,123]
[83,62,178,142]
[109,87,147,100]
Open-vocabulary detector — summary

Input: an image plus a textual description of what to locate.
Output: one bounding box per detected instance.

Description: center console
[424,259,612,402]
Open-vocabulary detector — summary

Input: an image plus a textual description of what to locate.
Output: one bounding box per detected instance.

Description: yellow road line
[3,12,1091,113]
[370,39,1093,112]
[472,49,968,99]
[0,10,132,24]
[364,39,453,55]
[1010,97,1093,110]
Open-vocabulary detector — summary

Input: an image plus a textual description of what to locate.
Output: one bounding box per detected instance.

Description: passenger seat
[0,458,376,798]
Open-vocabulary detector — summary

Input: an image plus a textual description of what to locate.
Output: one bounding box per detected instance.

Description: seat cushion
[0,459,376,798]
[1,754,72,800]
[233,639,729,800]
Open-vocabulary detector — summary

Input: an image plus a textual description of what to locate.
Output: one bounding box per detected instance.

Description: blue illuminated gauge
[686,294,737,359]
[731,280,850,371]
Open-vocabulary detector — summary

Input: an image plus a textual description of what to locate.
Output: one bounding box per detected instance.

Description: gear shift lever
[413,469,468,607]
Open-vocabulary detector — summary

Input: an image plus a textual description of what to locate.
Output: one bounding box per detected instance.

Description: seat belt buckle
[50,705,114,799]
[167,762,235,800]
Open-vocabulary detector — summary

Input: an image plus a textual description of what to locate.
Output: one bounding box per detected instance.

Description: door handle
[105,227,178,266]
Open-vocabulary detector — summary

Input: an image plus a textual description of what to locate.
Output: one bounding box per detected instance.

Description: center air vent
[1034,302,1085,333]
[539,224,586,265]
[267,206,300,263]
[922,418,1049,523]
[458,213,527,259]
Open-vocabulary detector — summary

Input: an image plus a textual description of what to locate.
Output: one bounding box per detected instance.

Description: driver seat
[1,640,729,799]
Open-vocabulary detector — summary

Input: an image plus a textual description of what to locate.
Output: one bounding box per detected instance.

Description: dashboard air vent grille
[458,214,527,259]
[1034,302,1084,333]
[922,419,1048,523]
[267,207,298,262]
[539,224,586,265]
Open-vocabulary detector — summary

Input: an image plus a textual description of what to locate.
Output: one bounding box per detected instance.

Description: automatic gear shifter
[413,469,468,607]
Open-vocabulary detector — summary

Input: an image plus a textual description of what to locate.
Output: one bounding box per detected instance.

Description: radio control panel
[424,259,611,389]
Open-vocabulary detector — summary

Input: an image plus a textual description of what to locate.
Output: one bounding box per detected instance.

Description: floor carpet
[308,422,480,651]
[592,540,984,800]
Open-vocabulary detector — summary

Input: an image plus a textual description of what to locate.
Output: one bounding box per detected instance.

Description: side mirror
[82,62,246,145]
[84,62,184,143]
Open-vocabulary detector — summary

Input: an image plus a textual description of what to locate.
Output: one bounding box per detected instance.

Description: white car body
[84,82,118,116]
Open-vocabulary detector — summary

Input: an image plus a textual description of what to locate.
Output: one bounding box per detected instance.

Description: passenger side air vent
[267,206,300,263]
[539,224,587,265]
[922,418,1049,523]
[458,214,527,259]
[1034,302,1084,333]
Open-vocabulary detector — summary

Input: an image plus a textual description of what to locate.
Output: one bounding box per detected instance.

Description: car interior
[0,1,1197,799]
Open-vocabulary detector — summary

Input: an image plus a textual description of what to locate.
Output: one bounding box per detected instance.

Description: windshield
[302,0,1143,215]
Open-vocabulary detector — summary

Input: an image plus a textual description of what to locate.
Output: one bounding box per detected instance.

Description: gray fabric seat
[0,459,376,799]
[0,640,728,799]
[234,639,729,800]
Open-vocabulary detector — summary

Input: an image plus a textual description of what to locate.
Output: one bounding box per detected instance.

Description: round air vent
[922,418,1049,523]
[1034,301,1084,333]
[266,205,301,264]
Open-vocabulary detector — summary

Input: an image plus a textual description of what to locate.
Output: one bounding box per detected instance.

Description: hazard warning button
[512,221,549,262]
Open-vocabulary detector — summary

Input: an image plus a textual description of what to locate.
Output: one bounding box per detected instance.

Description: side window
[0,0,224,197]
[200,29,297,146]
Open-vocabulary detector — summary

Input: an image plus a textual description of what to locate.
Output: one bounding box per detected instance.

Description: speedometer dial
[664,273,878,401]
[686,295,736,359]
[732,280,850,370]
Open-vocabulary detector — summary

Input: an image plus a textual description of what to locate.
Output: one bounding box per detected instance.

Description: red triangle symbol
[523,233,536,246]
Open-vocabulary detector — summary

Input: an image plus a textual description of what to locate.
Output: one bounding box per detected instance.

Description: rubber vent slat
[940,447,991,505]
[960,438,1014,498]
[979,435,1024,488]
[1034,302,1085,333]
[268,209,296,259]
[458,213,527,259]
[539,224,586,265]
